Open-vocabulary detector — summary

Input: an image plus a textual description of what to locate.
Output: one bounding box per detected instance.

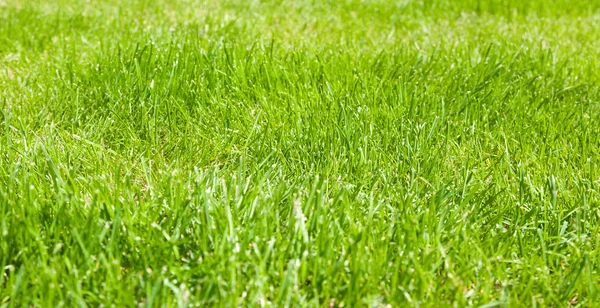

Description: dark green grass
[2,0,600,306]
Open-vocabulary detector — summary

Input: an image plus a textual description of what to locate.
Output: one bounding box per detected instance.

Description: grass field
[2,0,600,306]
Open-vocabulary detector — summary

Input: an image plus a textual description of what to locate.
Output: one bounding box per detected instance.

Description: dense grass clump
[2,0,600,306]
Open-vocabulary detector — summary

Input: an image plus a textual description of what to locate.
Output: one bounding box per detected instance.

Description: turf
[1,0,600,306]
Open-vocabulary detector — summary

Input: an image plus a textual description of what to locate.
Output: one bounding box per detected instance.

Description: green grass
[2,0,600,306]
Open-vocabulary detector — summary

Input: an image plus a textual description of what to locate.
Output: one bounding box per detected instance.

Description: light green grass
[2,0,600,306]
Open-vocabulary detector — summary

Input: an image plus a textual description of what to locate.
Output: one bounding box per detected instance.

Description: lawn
[1,0,600,306]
